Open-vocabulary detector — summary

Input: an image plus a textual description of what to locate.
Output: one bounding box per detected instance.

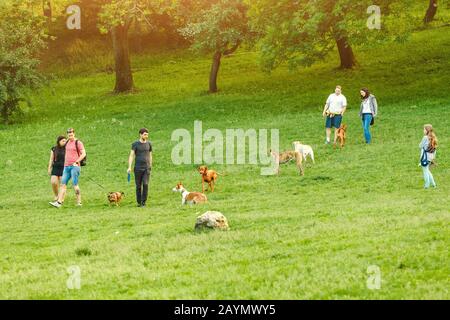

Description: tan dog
[335,124,347,148]
[172,182,207,205]
[270,150,304,175]
[198,165,221,193]
[108,192,124,206]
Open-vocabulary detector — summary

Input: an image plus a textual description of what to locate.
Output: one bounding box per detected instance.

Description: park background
[0,0,449,299]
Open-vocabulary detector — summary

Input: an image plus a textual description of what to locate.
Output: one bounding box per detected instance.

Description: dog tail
[216,172,227,176]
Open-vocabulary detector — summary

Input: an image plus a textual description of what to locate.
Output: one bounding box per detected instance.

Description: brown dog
[335,124,347,148]
[270,150,304,175]
[198,165,221,193]
[108,192,124,206]
[172,182,207,205]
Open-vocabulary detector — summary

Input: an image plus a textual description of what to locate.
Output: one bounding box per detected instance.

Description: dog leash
[85,176,107,191]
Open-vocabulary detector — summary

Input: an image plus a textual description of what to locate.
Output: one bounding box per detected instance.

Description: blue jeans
[422,165,436,188]
[61,166,81,186]
[362,114,373,143]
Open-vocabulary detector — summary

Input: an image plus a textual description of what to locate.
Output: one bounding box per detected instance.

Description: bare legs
[50,176,61,200]
[56,184,81,205]
[326,128,338,144]
[326,128,331,143]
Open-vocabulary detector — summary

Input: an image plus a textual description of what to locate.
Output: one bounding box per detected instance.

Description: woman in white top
[359,88,378,144]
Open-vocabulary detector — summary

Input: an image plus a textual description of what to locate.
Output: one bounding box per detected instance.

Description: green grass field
[0,26,449,299]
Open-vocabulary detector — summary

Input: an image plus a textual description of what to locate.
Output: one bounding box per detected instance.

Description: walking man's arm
[149,151,152,168]
[74,149,86,166]
[128,150,135,173]
[322,103,329,117]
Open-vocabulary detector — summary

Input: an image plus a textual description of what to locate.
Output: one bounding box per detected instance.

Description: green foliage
[179,0,253,55]
[98,0,175,34]
[0,1,48,123]
[250,0,419,71]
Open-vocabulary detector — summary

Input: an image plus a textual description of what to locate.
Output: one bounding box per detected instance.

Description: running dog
[292,141,315,164]
[107,192,125,206]
[198,165,221,193]
[335,124,347,148]
[172,182,208,205]
[270,150,304,175]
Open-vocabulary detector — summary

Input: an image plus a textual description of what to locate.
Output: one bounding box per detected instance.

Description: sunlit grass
[0,27,448,299]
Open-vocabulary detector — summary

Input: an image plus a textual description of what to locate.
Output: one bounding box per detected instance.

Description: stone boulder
[195,211,229,231]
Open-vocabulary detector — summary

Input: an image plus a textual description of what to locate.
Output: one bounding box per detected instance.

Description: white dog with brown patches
[172,182,207,205]
[292,141,315,164]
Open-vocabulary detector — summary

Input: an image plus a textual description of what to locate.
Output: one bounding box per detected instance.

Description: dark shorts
[51,166,64,177]
[325,115,343,128]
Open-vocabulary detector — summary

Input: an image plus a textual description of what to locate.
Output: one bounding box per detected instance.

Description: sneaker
[324,140,330,145]
[76,203,82,207]
[49,201,62,208]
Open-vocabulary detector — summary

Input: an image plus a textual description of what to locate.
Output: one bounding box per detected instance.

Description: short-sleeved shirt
[64,139,85,167]
[132,140,152,170]
[51,146,66,168]
[326,93,347,114]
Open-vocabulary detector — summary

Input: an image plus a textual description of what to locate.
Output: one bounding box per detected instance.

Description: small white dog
[292,141,315,164]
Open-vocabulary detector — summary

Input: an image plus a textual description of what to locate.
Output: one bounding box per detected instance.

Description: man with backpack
[50,128,86,208]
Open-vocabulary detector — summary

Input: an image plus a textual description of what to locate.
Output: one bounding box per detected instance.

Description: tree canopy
[0,1,49,123]
[179,0,254,92]
[250,0,417,71]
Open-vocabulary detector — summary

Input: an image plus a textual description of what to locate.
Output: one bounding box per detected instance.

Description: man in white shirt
[322,85,347,144]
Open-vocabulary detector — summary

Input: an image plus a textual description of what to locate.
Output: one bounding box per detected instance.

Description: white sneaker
[49,201,62,208]
[76,203,82,207]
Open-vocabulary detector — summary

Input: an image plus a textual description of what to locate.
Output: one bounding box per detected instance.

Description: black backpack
[75,140,87,166]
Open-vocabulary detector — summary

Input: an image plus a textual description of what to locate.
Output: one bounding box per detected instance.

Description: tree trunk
[1,98,17,124]
[43,0,52,20]
[209,51,222,93]
[111,24,134,93]
[1,105,8,124]
[424,0,438,24]
[335,36,356,69]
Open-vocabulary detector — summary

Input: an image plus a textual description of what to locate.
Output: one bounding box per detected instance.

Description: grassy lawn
[0,26,448,299]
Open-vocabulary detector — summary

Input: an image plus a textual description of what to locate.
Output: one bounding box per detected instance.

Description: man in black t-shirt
[128,128,153,207]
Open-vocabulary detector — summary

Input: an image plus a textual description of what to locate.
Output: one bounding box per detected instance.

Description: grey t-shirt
[132,140,152,170]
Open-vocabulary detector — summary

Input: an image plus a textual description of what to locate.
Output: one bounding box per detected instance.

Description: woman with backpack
[359,88,378,144]
[48,135,67,201]
[419,124,438,189]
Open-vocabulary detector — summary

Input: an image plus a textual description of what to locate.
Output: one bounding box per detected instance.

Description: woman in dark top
[48,136,67,201]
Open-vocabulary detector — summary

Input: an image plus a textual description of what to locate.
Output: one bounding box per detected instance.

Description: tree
[99,0,174,93]
[250,0,416,71]
[424,0,438,24]
[42,0,52,20]
[0,1,48,124]
[179,0,253,93]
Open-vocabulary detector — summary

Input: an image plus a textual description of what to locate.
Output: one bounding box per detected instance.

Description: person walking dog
[128,128,153,207]
[359,88,378,144]
[322,85,347,145]
[49,128,86,208]
[419,124,438,189]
